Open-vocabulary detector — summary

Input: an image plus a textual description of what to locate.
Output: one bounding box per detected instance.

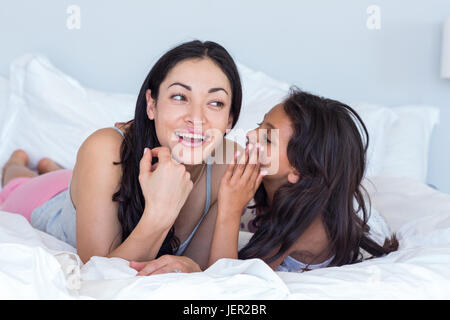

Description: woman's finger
[129,261,146,272]
[149,265,182,276]
[135,257,168,276]
[139,147,153,176]
[151,162,159,172]
[151,146,172,163]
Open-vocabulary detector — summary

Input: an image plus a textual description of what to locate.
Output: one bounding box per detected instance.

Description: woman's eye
[256,122,262,126]
[171,94,186,101]
[210,101,224,108]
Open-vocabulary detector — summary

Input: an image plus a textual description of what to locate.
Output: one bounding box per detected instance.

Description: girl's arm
[208,203,242,264]
[208,144,265,267]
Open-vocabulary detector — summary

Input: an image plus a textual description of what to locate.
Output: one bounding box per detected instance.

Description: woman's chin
[170,145,212,165]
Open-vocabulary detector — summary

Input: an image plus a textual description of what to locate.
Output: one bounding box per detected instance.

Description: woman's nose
[184,104,205,128]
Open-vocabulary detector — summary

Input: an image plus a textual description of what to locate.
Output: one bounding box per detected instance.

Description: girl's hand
[218,143,266,218]
[130,255,202,276]
[208,144,267,267]
[139,147,194,229]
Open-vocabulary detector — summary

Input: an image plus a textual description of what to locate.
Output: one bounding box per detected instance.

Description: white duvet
[0,176,449,299]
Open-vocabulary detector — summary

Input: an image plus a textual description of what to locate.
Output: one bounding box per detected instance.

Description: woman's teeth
[175,132,208,145]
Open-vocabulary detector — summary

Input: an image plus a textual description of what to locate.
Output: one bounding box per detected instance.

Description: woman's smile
[174,130,211,148]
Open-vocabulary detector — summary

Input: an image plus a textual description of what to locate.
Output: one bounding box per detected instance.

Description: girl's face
[247,103,299,183]
[146,58,233,164]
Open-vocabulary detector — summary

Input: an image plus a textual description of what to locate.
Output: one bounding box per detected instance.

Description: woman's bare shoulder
[71,128,125,201]
[77,127,125,160]
[83,126,125,144]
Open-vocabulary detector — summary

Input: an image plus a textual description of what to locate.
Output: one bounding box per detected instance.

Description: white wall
[0,0,449,192]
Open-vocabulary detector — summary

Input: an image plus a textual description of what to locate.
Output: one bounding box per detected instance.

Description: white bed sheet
[0,176,449,299]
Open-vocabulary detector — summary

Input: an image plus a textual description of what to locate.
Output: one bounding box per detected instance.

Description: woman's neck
[184,163,207,184]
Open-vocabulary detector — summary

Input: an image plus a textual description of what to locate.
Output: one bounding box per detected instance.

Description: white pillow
[0,56,406,188]
[351,103,399,178]
[0,76,10,189]
[0,54,136,175]
[0,75,10,137]
[379,105,440,182]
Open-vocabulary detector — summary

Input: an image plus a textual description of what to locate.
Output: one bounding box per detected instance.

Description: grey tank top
[30,126,213,256]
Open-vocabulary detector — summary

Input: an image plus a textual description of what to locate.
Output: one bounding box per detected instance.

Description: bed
[0,55,449,300]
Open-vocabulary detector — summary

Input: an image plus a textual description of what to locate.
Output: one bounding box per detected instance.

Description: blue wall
[0,0,449,192]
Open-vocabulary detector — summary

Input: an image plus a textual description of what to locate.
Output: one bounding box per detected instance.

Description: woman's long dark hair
[112,40,242,257]
[238,88,398,266]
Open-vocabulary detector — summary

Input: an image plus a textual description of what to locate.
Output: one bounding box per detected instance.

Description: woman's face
[146,58,233,164]
[247,103,298,182]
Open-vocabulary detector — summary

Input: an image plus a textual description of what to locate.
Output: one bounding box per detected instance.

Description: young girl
[130,87,399,276]
[208,87,399,272]
[0,40,243,270]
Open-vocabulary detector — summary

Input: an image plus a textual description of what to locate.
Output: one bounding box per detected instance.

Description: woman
[207,88,399,272]
[0,40,243,269]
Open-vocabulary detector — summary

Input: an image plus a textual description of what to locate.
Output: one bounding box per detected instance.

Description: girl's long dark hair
[112,40,242,257]
[238,88,398,266]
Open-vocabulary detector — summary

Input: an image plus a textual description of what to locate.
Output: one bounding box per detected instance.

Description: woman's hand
[218,143,266,218]
[139,147,194,229]
[130,255,202,276]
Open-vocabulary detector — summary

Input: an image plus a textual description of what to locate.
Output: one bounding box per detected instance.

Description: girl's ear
[287,169,300,184]
[146,89,156,120]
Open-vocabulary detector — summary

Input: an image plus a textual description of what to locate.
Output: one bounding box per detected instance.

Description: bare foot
[37,158,64,175]
[7,149,30,166]
[1,149,30,186]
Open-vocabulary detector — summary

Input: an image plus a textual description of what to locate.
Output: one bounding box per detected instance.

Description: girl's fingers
[224,150,239,181]
[254,169,268,192]
[249,159,261,184]
[242,143,261,180]
[232,144,250,180]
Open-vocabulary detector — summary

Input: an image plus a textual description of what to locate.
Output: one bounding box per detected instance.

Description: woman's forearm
[208,205,242,267]
[107,206,173,262]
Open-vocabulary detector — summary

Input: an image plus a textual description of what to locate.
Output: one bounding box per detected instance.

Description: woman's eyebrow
[208,87,229,95]
[168,82,228,95]
[168,82,191,90]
